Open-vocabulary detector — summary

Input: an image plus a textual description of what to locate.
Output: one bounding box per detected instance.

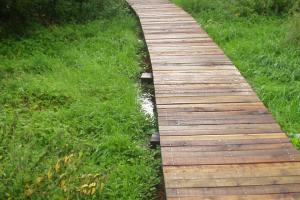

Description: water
[139,84,155,118]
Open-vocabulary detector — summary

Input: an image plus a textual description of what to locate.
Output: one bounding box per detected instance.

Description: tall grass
[0,13,159,199]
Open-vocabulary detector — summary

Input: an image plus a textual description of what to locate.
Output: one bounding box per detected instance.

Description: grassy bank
[0,14,159,199]
[173,0,300,147]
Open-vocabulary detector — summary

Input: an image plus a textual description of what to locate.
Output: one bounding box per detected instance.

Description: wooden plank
[161,143,292,152]
[157,102,266,112]
[168,194,300,200]
[152,65,236,71]
[158,111,271,118]
[163,163,300,179]
[166,176,300,188]
[155,92,256,97]
[162,148,300,165]
[158,123,281,131]
[156,96,260,104]
[153,79,247,85]
[159,128,282,136]
[160,138,291,147]
[154,83,252,90]
[166,184,300,196]
[153,69,240,74]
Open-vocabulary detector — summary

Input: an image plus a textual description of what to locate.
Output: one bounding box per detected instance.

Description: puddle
[139,84,155,118]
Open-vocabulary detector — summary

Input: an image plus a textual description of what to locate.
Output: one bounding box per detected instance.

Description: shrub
[290,0,300,13]
[285,13,300,49]
[0,0,127,36]
[174,0,300,17]
[232,0,299,16]
[173,0,227,13]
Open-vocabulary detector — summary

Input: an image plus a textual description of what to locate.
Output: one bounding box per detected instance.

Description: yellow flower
[89,182,96,188]
[24,188,33,197]
[47,169,53,180]
[55,160,61,173]
[60,180,66,192]
[63,154,74,165]
[35,176,43,185]
[91,187,96,195]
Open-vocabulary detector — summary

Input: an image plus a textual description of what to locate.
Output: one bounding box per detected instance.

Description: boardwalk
[128,0,300,199]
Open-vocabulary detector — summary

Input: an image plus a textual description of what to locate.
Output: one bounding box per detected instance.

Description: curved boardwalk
[128,0,300,199]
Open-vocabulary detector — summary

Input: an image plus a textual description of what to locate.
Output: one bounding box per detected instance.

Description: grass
[173,0,300,148]
[0,14,159,199]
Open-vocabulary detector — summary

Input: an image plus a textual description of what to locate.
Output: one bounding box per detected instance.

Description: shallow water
[139,84,155,118]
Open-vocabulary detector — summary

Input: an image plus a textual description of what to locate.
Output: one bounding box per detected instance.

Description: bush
[0,0,127,36]
[174,0,299,19]
[233,0,299,16]
[173,0,227,13]
[290,0,300,13]
[286,13,300,49]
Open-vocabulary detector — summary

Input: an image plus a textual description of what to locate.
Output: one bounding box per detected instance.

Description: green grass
[0,14,159,199]
[173,0,300,147]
